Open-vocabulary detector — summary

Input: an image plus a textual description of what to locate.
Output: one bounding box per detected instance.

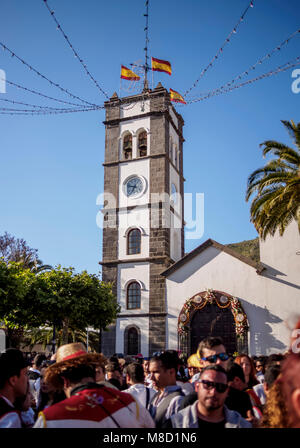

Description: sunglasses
[199,379,228,393]
[202,353,229,363]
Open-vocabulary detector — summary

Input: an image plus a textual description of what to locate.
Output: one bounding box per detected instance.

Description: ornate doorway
[178,290,248,356]
[190,304,237,355]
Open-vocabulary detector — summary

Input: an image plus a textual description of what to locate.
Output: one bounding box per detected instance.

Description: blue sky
[0,0,299,275]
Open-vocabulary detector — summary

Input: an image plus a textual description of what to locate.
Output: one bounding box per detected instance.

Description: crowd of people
[0,324,299,428]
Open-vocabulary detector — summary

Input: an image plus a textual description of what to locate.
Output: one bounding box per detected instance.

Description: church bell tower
[100,83,184,357]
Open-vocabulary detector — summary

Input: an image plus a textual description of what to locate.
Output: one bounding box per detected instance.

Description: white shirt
[124,383,156,409]
[0,395,22,428]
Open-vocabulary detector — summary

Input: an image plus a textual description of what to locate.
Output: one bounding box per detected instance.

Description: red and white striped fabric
[34,384,155,428]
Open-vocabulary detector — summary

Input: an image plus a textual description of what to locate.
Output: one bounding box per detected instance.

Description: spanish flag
[151,57,172,76]
[170,88,186,104]
[120,65,140,81]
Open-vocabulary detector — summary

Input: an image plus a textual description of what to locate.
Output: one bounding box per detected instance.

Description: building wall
[165,241,300,356]
[260,219,300,283]
[116,317,149,356]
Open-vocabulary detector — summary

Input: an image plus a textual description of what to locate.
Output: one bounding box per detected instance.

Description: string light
[0,106,100,115]
[1,77,98,108]
[0,97,99,112]
[183,0,255,97]
[43,0,110,100]
[186,28,300,102]
[0,41,98,107]
[185,56,300,105]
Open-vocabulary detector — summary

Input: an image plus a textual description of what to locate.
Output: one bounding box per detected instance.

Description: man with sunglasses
[191,336,230,385]
[163,365,251,428]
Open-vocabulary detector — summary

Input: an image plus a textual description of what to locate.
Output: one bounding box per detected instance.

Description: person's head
[234,354,257,386]
[265,353,285,369]
[263,365,281,394]
[280,354,300,427]
[143,359,150,375]
[255,356,266,374]
[105,362,123,385]
[0,349,30,401]
[33,354,47,371]
[227,361,246,391]
[14,385,33,412]
[95,364,105,382]
[197,337,229,370]
[187,353,202,378]
[260,381,289,428]
[124,362,144,386]
[149,351,178,390]
[44,342,107,397]
[195,365,228,414]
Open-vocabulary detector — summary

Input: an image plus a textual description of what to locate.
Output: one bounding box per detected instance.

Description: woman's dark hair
[60,365,96,384]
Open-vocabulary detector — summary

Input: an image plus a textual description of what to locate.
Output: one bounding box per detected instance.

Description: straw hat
[44,342,107,390]
[187,353,203,369]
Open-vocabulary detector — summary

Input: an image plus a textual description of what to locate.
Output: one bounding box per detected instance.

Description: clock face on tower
[125,176,144,197]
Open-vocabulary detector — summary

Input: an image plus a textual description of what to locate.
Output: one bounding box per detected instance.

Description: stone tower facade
[101,84,184,357]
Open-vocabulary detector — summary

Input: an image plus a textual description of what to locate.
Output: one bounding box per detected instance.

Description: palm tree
[246,120,300,240]
[23,327,100,352]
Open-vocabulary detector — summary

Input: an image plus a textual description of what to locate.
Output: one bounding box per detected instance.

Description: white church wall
[120,100,150,119]
[116,317,149,357]
[169,106,178,129]
[166,245,300,355]
[117,262,149,314]
[118,208,150,259]
[119,158,150,208]
[260,219,300,283]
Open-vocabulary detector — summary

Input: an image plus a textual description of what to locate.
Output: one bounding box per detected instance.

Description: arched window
[127,228,141,255]
[123,133,132,160]
[127,327,139,355]
[138,131,147,157]
[127,282,141,309]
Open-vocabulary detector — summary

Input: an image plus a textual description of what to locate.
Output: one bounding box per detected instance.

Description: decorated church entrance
[177,290,249,356]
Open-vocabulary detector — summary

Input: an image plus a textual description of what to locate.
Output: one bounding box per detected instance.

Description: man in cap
[33,342,154,428]
[0,348,30,428]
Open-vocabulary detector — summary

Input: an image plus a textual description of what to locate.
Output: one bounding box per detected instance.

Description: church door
[127,327,139,355]
[190,303,237,355]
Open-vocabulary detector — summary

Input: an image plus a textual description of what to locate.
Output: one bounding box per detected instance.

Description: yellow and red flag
[120,65,140,81]
[151,57,172,76]
[170,88,186,104]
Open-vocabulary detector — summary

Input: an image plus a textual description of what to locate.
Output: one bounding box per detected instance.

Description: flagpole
[143,0,150,91]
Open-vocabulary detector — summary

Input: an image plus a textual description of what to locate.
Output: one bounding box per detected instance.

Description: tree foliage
[246,120,300,239]
[0,261,120,347]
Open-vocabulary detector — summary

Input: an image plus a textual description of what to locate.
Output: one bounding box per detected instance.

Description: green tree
[33,266,120,346]
[246,120,300,239]
[22,327,101,352]
[0,260,40,347]
[0,262,119,349]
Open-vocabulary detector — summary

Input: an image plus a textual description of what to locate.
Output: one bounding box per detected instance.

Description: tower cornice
[103,109,184,141]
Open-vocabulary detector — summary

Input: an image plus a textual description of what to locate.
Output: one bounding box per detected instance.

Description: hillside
[226,237,260,263]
